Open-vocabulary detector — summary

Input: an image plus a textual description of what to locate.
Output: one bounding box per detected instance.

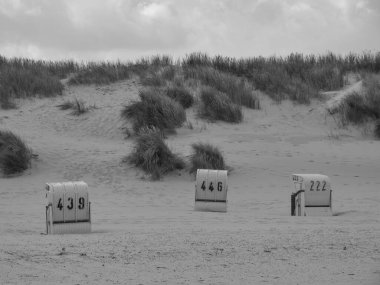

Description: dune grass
[1,51,379,113]
[184,66,259,108]
[189,143,226,174]
[335,74,380,137]
[121,89,186,134]
[0,64,64,107]
[56,100,75,110]
[127,127,185,180]
[0,87,17,109]
[57,98,95,115]
[139,65,179,87]
[69,62,131,85]
[338,92,369,124]
[198,87,242,123]
[337,74,380,126]
[183,51,380,104]
[165,86,194,109]
[0,130,32,175]
[375,121,380,139]
[0,56,70,109]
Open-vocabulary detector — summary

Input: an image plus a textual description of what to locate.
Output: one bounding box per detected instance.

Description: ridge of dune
[325,80,363,114]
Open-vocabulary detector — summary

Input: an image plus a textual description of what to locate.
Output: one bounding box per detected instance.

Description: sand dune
[0,79,379,284]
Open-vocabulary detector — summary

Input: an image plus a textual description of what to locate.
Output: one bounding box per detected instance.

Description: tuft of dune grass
[375,121,380,139]
[338,92,370,124]
[337,74,380,127]
[184,66,259,109]
[121,89,186,134]
[56,98,94,115]
[189,142,226,174]
[165,86,194,109]
[127,127,185,180]
[0,130,32,175]
[0,64,64,110]
[0,87,17,109]
[68,62,131,85]
[198,87,242,123]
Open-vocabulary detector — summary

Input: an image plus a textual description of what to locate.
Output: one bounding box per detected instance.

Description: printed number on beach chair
[291,174,332,216]
[45,181,91,234]
[195,169,228,212]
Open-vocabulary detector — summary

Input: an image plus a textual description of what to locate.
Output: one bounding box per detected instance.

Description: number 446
[201,181,223,192]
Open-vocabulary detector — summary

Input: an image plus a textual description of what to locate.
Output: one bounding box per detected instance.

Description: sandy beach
[1,78,379,284]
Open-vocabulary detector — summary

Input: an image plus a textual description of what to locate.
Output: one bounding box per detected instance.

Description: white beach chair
[45,181,91,234]
[291,174,333,216]
[194,169,228,212]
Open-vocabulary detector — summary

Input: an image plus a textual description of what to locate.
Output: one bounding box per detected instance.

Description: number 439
[57,197,85,210]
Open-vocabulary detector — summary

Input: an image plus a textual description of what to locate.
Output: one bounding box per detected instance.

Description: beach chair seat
[291,174,332,216]
[45,181,91,234]
[195,169,228,212]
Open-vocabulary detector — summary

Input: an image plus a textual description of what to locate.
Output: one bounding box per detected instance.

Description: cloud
[0,0,379,60]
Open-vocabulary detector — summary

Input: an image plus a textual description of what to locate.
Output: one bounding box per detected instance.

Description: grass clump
[185,66,259,108]
[0,65,64,106]
[140,65,178,87]
[69,62,131,85]
[127,127,185,180]
[165,86,194,109]
[57,100,75,110]
[189,143,226,174]
[338,74,380,126]
[121,89,186,134]
[56,98,94,115]
[375,121,380,139]
[140,71,167,87]
[338,92,369,124]
[0,130,32,175]
[0,87,16,109]
[198,87,242,123]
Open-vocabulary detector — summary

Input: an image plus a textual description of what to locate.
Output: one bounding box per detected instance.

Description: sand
[0,78,379,284]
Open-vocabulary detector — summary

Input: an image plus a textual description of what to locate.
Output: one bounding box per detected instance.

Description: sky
[0,0,379,61]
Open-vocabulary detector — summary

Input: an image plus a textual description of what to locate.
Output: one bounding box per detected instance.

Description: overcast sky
[0,0,379,61]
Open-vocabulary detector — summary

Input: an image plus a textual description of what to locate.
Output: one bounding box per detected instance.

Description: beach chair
[45,181,91,234]
[194,169,228,212]
[291,174,333,216]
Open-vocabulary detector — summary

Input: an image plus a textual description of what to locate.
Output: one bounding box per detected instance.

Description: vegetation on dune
[56,100,75,110]
[375,121,380,139]
[164,86,194,109]
[126,127,185,180]
[130,55,174,78]
[1,51,380,139]
[336,74,380,137]
[1,51,379,110]
[57,98,95,115]
[0,87,17,109]
[139,70,167,87]
[68,62,131,85]
[121,88,186,134]
[139,65,178,87]
[189,143,226,174]
[0,56,78,79]
[0,61,64,108]
[184,66,259,108]
[0,130,32,175]
[198,87,243,123]
[182,51,380,104]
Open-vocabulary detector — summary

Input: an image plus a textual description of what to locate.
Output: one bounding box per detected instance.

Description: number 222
[310,181,326,191]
